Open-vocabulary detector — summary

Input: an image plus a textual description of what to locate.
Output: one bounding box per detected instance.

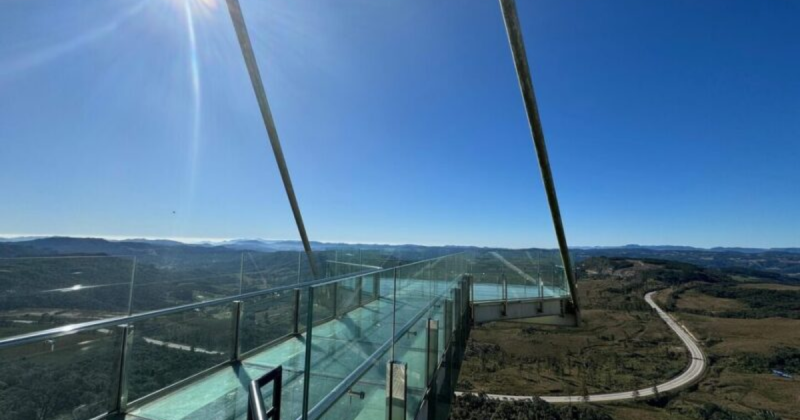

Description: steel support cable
[225,0,319,279]
[498,0,581,324]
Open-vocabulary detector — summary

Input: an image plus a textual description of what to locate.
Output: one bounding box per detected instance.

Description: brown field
[668,301,800,419]
[672,312,800,355]
[737,282,800,291]
[457,278,686,397]
[675,289,748,313]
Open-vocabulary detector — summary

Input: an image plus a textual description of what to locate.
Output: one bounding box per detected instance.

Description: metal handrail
[248,366,283,420]
[0,252,463,350]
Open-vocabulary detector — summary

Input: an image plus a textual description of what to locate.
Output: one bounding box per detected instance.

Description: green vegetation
[451,393,610,420]
[685,284,800,319]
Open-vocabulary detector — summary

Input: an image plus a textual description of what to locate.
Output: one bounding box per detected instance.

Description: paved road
[458,290,706,403]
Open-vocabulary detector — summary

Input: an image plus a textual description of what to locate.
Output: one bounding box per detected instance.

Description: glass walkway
[128,273,568,420]
[0,252,573,420]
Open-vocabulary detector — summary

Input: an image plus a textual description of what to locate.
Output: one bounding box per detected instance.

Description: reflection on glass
[127,304,232,402]
[0,256,134,339]
[0,328,121,419]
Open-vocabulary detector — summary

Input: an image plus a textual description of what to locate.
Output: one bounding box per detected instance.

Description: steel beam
[498,0,581,325]
[225,0,319,278]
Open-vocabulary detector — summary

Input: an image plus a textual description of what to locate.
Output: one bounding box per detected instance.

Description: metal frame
[498,0,581,325]
[248,366,283,420]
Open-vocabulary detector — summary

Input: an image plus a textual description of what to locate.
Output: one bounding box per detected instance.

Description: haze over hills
[1,236,797,283]
[573,244,800,253]
[1,236,797,254]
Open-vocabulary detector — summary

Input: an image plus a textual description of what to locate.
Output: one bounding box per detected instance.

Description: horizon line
[0,233,796,251]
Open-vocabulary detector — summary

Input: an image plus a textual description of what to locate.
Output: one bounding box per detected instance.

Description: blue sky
[0,0,798,248]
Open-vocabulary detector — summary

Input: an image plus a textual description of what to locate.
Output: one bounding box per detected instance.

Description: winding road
[458,290,706,403]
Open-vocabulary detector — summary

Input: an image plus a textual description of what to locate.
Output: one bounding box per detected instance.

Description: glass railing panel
[0,327,122,420]
[0,256,134,338]
[317,350,390,420]
[430,297,448,368]
[127,303,233,402]
[465,250,575,302]
[129,252,250,313]
[297,287,310,334]
[471,272,503,302]
[361,273,377,304]
[336,276,360,316]
[240,251,311,293]
[306,268,394,416]
[239,290,295,355]
[312,283,336,324]
[542,263,563,298]
[394,312,430,420]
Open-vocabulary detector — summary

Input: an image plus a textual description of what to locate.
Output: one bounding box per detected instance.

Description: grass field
[674,289,748,313]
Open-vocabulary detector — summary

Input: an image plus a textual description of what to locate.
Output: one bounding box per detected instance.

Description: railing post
[292,289,301,334]
[373,273,380,300]
[467,275,473,322]
[425,319,439,385]
[231,300,243,361]
[332,282,339,318]
[502,273,508,316]
[502,273,508,301]
[357,276,363,307]
[454,288,462,347]
[126,256,137,316]
[109,324,134,414]
[293,252,302,334]
[444,297,453,348]
[239,253,245,295]
[386,361,407,420]
[539,274,544,299]
[391,267,398,360]
[467,274,473,305]
[301,287,314,420]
